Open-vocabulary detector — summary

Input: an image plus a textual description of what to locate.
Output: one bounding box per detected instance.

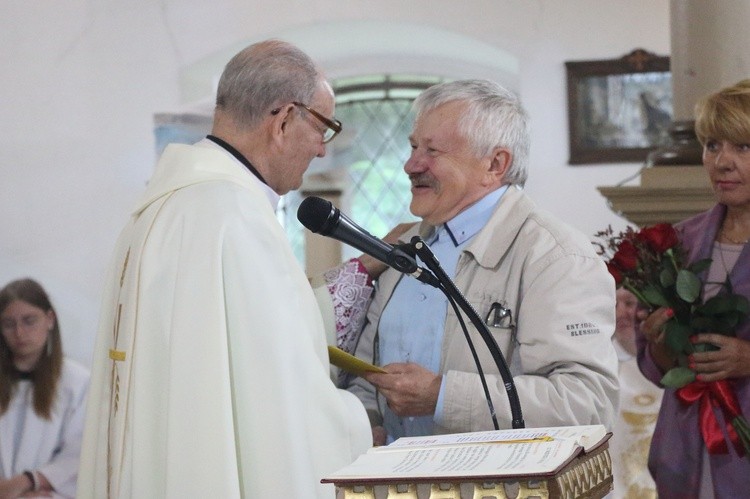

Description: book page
[384,425,606,452]
[326,438,580,481]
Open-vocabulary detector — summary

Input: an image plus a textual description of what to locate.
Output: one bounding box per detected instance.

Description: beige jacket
[347,186,619,433]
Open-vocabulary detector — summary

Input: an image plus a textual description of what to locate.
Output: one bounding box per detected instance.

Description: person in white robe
[0,278,90,499]
[77,40,370,498]
[610,288,661,499]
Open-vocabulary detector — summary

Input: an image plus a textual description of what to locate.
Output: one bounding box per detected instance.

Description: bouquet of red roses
[596,222,750,456]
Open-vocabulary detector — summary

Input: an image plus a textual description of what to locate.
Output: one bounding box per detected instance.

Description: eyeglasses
[1,313,45,333]
[272,102,342,144]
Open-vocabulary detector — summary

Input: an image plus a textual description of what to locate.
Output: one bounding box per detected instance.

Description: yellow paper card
[328,346,386,375]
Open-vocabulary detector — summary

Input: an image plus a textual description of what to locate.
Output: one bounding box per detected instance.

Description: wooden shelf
[598,166,715,226]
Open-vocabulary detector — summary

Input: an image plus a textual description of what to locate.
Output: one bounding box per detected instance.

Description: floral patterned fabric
[322,258,374,355]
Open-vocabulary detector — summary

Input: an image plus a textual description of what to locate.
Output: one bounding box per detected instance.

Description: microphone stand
[408,236,525,429]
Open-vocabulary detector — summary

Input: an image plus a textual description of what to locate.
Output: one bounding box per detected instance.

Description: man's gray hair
[412,79,530,186]
[215,39,320,128]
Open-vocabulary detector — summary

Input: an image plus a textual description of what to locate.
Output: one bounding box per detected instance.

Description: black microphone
[297,196,439,288]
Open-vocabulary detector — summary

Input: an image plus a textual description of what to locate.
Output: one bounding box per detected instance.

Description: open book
[322,425,609,483]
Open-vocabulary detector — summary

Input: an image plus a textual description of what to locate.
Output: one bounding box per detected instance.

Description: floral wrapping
[322,258,374,355]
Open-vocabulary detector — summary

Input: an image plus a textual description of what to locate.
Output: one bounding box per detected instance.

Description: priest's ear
[270,104,297,142]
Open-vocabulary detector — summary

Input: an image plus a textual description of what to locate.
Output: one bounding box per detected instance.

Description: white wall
[0,0,669,367]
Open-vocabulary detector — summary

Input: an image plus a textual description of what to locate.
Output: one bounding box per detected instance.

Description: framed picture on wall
[566,49,672,164]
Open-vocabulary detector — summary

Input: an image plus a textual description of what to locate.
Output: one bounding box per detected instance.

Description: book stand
[332,443,613,499]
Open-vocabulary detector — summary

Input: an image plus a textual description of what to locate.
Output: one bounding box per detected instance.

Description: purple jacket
[637,204,750,498]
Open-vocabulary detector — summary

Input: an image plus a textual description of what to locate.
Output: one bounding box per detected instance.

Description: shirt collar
[197,137,280,209]
[437,186,508,247]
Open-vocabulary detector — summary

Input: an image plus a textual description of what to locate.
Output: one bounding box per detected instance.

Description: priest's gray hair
[215,39,320,128]
[412,79,530,186]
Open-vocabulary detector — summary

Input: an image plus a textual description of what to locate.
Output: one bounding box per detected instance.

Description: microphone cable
[441,283,500,430]
[396,241,499,429]
[297,196,522,428]
[412,236,525,429]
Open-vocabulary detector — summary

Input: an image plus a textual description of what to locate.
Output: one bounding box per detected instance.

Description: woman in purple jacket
[638,80,750,498]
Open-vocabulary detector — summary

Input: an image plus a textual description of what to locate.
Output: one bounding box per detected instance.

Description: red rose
[637,223,679,253]
[611,239,638,271]
[607,262,623,285]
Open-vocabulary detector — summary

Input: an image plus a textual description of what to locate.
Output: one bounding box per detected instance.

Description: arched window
[153,75,447,266]
[156,22,520,269]
[283,75,443,264]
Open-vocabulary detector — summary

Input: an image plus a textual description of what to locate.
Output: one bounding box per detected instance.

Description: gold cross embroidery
[119,248,130,288]
[108,349,126,361]
[108,248,130,497]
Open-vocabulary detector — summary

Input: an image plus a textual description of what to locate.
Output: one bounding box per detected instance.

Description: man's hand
[371,425,387,447]
[358,222,417,279]
[363,362,441,417]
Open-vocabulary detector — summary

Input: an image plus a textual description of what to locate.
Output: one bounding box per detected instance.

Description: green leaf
[641,284,670,308]
[731,295,750,315]
[690,315,715,332]
[689,258,712,274]
[665,321,692,354]
[661,367,696,388]
[708,318,735,334]
[721,314,741,332]
[692,342,719,353]
[700,295,736,315]
[659,268,676,287]
[676,270,702,303]
[692,293,750,334]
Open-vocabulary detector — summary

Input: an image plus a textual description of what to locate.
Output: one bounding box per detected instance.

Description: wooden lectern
[323,426,613,499]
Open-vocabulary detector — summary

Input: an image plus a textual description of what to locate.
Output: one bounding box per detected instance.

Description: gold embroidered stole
[104,194,172,497]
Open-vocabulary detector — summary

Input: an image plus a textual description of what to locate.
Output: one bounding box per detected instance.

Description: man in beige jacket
[330,79,618,444]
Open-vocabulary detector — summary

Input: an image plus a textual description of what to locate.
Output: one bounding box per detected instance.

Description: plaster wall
[0,0,670,365]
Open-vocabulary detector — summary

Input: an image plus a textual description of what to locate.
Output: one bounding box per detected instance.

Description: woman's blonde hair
[695,79,750,146]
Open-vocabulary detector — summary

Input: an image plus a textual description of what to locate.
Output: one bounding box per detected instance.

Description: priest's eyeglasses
[272,102,342,144]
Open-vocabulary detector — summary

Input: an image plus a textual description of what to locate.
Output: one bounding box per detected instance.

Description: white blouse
[0,358,89,498]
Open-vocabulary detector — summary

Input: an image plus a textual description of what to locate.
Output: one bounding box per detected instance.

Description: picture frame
[566,49,672,164]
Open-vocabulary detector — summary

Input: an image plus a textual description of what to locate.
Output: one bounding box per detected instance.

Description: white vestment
[0,359,89,498]
[610,340,662,499]
[77,142,370,498]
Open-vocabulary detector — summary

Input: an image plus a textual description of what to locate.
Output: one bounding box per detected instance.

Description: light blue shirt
[378,186,507,441]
